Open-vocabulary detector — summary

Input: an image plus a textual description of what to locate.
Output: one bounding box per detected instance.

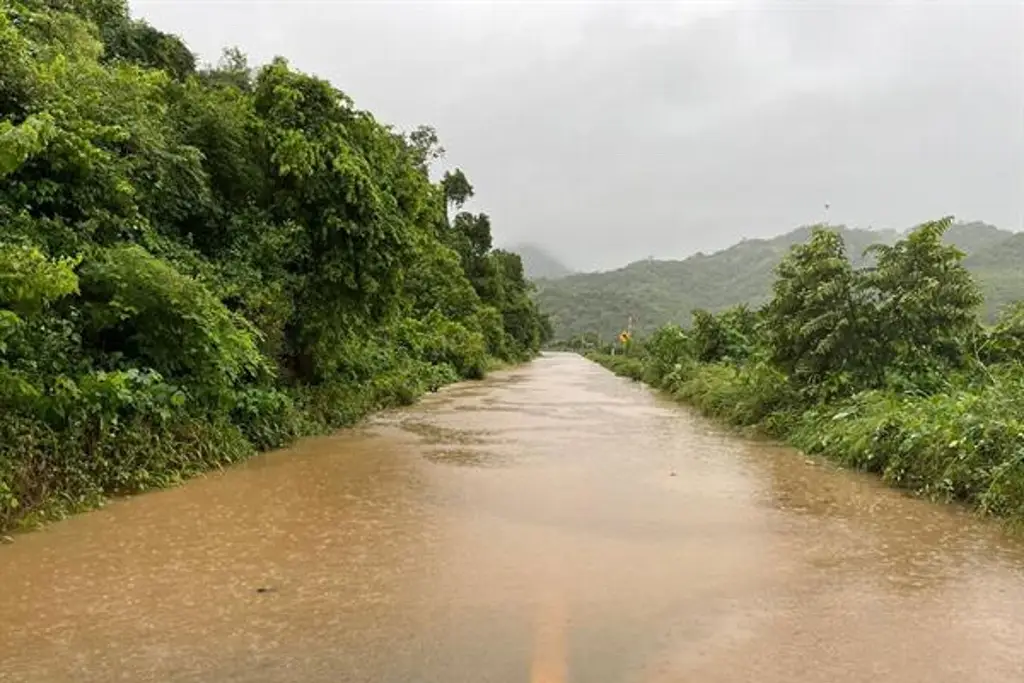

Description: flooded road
[3,352,1024,682]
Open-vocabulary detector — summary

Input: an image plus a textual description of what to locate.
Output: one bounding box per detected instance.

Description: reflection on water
[2,353,1024,682]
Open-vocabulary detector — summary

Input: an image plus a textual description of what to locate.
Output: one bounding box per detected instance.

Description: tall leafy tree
[763,227,868,398]
[865,216,982,384]
[441,168,473,211]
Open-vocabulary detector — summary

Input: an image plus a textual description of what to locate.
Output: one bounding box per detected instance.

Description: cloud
[132,0,1024,270]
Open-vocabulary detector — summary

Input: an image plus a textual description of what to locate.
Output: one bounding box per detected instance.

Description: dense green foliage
[0,0,549,530]
[590,218,1024,523]
[539,220,1023,341]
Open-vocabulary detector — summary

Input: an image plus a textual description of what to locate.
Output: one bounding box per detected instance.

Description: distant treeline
[0,0,550,530]
[590,218,1024,523]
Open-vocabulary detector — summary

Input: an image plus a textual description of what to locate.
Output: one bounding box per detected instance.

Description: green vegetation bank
[589,218,1024,523]
[0,0,550,531]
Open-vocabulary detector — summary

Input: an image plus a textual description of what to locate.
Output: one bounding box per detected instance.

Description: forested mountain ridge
[0,0,549,530]
[537,221,1020,340]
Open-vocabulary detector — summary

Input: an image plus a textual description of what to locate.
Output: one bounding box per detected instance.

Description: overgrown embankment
[0,1,550,531]
[587,219,1024,524]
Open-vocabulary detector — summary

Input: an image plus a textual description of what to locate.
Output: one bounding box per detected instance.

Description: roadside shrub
[394,312,488,380]
[792,382,1024,514]
[230,386,305,450]
[79,245,267,388]
[0,411,252,530]
[587,353,644,381]
[983,302,1024,364]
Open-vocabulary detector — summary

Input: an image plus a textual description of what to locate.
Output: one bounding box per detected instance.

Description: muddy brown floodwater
[3,353,1024,682]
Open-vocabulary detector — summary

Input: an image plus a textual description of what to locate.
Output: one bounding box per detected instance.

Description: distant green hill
[965,231,1024,320]
[537,222,1020,340]
[510,243,573,280]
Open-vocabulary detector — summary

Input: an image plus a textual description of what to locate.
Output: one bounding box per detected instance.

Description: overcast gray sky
[132,0,1024,271]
